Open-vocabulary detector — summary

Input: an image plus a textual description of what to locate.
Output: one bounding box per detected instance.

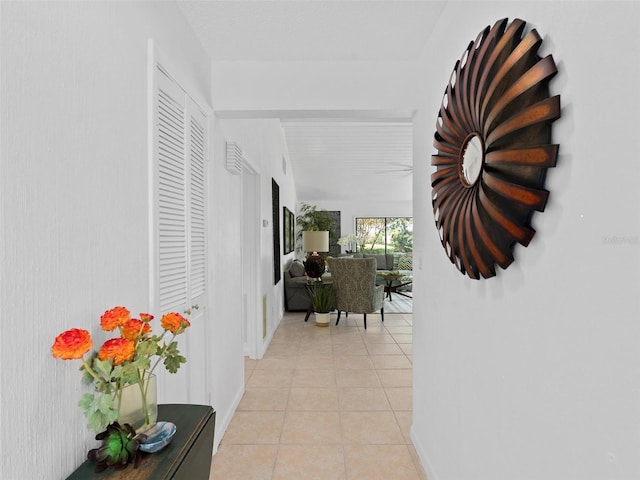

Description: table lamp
[302,231,329,279]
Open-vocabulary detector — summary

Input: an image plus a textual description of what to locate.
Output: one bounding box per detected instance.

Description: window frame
[355,216,413,254]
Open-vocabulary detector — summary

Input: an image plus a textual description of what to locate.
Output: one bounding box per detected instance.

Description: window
[355,217,413,254]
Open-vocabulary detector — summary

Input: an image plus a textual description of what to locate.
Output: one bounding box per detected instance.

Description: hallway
[209,311,426,479]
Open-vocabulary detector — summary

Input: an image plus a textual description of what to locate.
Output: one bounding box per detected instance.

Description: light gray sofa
[339,253,412,277]
[343,253,413,294]
[283,259,331,311]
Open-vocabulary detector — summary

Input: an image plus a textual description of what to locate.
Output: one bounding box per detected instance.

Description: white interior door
[241,162,262,359]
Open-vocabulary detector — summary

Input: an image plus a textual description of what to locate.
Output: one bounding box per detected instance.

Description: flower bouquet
[52,306,191,433]
[337,234,363,253]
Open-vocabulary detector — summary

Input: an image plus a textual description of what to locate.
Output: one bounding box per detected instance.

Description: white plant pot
[314,312,330,327]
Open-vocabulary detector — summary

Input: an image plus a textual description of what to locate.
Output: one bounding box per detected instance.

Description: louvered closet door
[184,103,208,404]
[154,65,209,404]
[157,67,188,314]
[188,107,206,306]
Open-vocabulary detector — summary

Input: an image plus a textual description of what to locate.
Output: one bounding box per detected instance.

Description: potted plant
[296,203,333,233]
[311,283,335,327]
[51,306,191,433]
[296,203,337,251]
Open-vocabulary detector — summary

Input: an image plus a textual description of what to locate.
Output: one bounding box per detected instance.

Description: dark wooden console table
[67,404,215,480]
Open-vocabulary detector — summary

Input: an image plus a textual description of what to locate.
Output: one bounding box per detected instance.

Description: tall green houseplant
[295,203,335,253]
[296,203,333,232]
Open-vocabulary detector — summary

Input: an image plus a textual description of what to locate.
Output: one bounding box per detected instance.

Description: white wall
[0,3,240,478]
[212,60,422,113]
[208,116,245,451]
[217,118,298,347]
[412,2,640,479]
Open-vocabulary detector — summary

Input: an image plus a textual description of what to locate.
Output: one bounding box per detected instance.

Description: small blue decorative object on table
[138,421,177,453]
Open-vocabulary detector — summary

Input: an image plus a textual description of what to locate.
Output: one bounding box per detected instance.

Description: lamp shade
[302,231,329,253]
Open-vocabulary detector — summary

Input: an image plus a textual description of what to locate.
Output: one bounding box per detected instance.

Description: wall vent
[225,142,243,175]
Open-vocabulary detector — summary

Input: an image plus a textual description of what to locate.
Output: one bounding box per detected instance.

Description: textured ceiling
[282,120,413,202]
[177,1,445,204]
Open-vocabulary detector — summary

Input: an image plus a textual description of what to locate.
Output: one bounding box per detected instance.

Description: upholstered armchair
[327,257,384,329]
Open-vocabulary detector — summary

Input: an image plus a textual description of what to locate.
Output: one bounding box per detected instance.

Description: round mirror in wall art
[430,17,561,279]
[460,133,484,187]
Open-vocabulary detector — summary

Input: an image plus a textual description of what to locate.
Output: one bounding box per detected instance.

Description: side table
[67,404,215,480]
[378,273,412,301]
[383,278,413,301]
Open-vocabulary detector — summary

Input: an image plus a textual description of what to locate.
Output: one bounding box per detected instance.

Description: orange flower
[139,313,154,322]
[98,338,135,366]
[161,312,190,334]
[120,318,151,341]
[51,328,93,360]
[100,306,131,331]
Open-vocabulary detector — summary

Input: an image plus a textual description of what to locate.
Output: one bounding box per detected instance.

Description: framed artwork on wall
[283,206,295,254]
[272,179,281,285]
[289,209,295,252]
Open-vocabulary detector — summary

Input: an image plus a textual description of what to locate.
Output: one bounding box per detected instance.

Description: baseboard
[243,308,280,360]
[214,313,282,453]
[257,320,277,358]
[411,426,439,480]
[213,313,278,451]
[211,385,244,454]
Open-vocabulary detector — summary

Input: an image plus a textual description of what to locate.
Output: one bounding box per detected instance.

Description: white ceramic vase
[314,312,330,327]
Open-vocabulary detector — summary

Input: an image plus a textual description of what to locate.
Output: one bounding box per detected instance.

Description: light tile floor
[209,311,427,480]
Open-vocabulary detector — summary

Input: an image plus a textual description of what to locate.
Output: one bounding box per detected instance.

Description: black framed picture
[283,206,294,254]
[289,209,295,253]
[272,179,281,285]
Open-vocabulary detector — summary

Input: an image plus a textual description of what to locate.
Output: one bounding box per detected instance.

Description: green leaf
[163,353,186,374]
[78,393,95,412]
[136,339,158,357]
[165,341,179,354]
[117,363,140,384]
[79,391,119,432]
[131,356,151,372]
[111,364,124,380]
[94,379,116,394]
[95,392,115,415]
[88,409,110,433]
[80,368,94,385]
[93,358,114,380]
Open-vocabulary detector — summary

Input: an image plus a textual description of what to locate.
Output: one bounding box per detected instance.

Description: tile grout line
[333,326,349,480]
[216,311,418,479]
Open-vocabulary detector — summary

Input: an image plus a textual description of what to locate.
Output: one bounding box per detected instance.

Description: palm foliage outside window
[355,217,413,254]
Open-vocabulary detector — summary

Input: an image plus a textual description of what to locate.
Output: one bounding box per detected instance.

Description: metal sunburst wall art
[431,17,561,280]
